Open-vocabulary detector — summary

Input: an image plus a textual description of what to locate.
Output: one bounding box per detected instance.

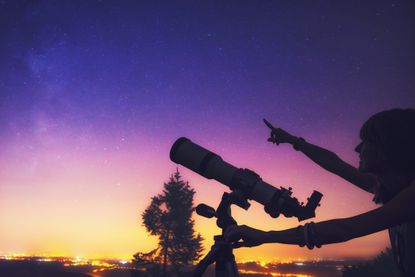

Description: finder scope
[170,137,322,221]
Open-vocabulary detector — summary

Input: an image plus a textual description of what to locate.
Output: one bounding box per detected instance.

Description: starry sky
[1,0,414,261]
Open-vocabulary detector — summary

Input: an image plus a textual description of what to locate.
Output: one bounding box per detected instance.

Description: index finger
[263,118,277,131]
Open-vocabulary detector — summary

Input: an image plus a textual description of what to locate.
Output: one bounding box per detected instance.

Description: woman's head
[355,108,415,178]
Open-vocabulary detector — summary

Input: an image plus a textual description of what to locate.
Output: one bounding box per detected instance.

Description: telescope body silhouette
[170,137,322,221]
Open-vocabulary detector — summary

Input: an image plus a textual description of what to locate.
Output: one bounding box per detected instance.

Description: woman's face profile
[355,140,385,174]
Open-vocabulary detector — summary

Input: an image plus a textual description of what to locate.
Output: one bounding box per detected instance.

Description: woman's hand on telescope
[224,225,268,248]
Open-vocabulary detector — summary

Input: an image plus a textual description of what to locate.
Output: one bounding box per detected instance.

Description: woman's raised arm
[264,120,377,194]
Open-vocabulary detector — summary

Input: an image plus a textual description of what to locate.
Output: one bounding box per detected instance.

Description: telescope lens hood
[170,137,190,162]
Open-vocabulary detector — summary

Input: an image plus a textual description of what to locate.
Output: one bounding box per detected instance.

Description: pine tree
[141,169,203,276]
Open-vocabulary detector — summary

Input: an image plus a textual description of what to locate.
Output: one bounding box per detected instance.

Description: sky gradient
[1,1,415,262]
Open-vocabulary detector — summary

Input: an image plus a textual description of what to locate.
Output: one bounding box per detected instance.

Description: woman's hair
[360,108,415,177]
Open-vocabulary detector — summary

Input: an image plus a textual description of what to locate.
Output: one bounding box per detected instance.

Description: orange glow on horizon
[0,133,390,261]
[239,269,313,277]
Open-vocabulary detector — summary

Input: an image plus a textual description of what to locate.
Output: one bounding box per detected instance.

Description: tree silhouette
[132,248,162,276]
[141,169,203,276]
[342,248,400,277]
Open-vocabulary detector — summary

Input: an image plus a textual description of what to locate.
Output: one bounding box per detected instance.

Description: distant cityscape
[0,253,365,277]
[0,254,134,277]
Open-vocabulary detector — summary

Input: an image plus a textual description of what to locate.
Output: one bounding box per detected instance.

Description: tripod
[191,191,250,277]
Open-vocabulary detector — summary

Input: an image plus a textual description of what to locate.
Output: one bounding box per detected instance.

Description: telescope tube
[170,137,322,220]
[170,137,277,205]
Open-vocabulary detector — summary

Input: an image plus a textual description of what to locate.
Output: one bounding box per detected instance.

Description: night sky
[1,1,415,261]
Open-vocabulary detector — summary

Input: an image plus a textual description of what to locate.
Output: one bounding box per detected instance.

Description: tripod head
[196,190,248,234]
[188,191,245,277]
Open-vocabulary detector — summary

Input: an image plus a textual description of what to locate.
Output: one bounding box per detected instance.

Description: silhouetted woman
[224,108,415,277]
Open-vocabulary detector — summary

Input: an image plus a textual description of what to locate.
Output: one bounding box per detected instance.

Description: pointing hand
[263,119,296,145]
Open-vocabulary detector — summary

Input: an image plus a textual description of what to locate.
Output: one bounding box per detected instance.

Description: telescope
[170,137,322,221]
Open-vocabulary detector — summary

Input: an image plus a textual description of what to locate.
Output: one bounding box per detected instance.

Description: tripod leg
[191,246,218,277]
[225,260,239,277]
[215,257,239,277]
[215,259,227,277]
[214,238,239,277]
[215,245,238,277]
